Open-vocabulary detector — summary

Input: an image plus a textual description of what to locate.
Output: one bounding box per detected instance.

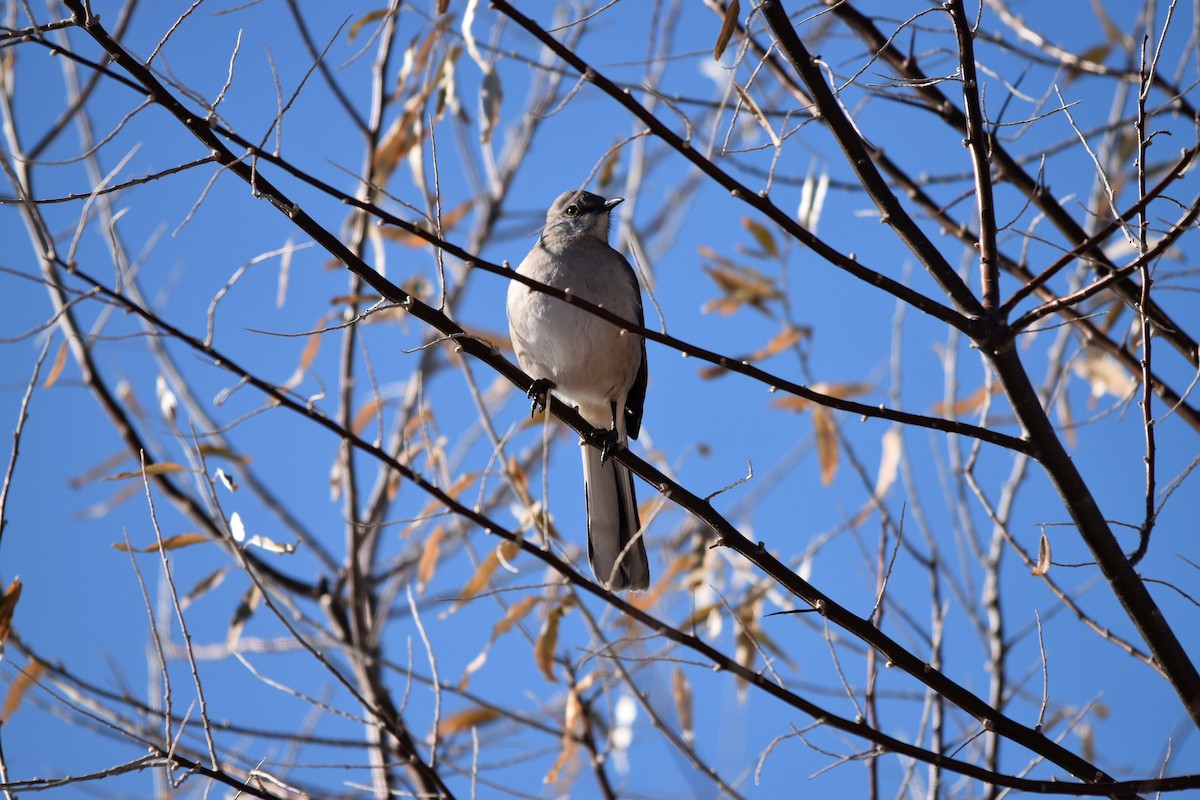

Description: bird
[506,190,650,590]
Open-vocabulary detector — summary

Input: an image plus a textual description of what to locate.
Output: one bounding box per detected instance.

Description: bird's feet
[526,378,554,416]
[586,426,621,465]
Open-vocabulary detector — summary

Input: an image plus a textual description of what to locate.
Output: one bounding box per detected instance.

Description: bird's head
[542,190,623,243]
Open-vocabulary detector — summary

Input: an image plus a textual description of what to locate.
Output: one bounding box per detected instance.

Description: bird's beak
[604,197,625,210]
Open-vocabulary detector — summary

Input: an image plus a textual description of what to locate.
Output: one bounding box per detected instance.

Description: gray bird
[506,190,650,590]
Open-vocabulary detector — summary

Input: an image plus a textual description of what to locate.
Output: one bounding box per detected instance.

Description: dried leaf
[701,264,781,316]
[813,381,872,400]
[113,532,210,553]
[813,406,838,486]
[545,687,583,784]
[446,540,518,614]
[672,667,694,744]
[227,584,262,650]
[543,734,576,784]
[352,398,382,435]
[797,166,830,233]
[197,445,251,465]
[225,513,294,555]
[1073,346,1136,400]
[742,217,778,258]
[493,596,539,637]
[734,627,754,700]
[0,578,21,649]
[417,526,444,593]
[433,44,465,123]
[460,596,540,687]
[771,395,812,412]
[411,470,479,527]
[1079,722,1095,762]
[752,326,807,360]
[103,462,187,481]
[1,659,44,721]
[155,375,178,424]
[348,9,389,43]
[380,200,474,247]
[230,511,246,542]
[43,341,68,388]
[535,605,566,683]
[874,428,902,498]
[479,66,503,144]
[438,706,501,737]
[598,148,620,189]
[1090,0,1124,46]
[932,383,1003,416]
[1057,389,1077,448]
[373,97,426,184]
[713,0,740,61]
[773,382,869,414]
[1033,534,1052,576]
[239,534,296,555]
[1077,43,1111,67]
[731,81,780,147]
[180,567,227,611]
[214,468,237,493]
[282,333,322,391]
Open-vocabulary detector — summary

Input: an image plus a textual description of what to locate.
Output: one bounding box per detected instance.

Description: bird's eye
[564,204,580,217]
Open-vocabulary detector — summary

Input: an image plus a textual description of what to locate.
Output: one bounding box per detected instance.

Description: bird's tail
[582,444,649,590]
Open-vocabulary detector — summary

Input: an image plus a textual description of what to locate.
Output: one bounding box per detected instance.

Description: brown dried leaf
[751,326,807,360]
[713,0,740,61]
[543,735,576,785]
[479,66,502,145]
[493,595,539,637]
[1090,0,1123,45]
[197,445,251,465]
[417,526,444,593]
[348,9,389,43]
[932,384,999,416]
[43,341,68,388]
[598,148,620,189]
[227,584,262,650]
[352,398,382,435]
[1033,534,1052,576]
[813,406,838,486]
[698,325,809,380]
[534,605,566,683]
[113,532,210,553]
[734,628,754,700]
[813,381,871,400]
[742,217,778,258]
[380,200,474,248]
[180,567,227,611]
[373,97,426,184]
[701,264,781,316]
[282,332,322,391]
[672,667,694,744]
[438,706,501,737]
[447,539,517,613]
[1,658,44,721]
[103,462,187,481]
[771,395,812,412]
[731,82,779,147]
[1057,390,1077,448]
[0,578,21,649]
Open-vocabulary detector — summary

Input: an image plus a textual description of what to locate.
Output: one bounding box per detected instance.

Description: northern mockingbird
[507,190,650,590]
